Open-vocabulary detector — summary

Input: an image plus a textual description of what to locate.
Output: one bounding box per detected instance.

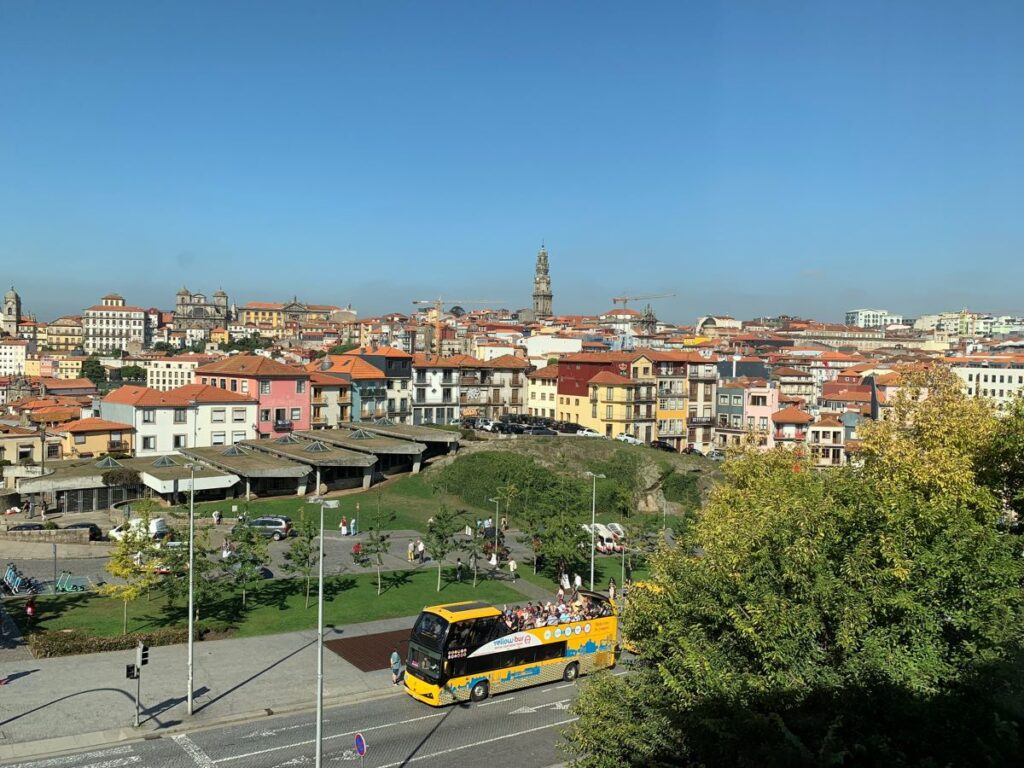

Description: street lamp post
[312,496,339,768]
[584,472,606,591]
[185,462,196,716]
[487,497,500,551]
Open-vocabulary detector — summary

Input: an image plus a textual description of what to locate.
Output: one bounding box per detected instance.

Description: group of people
[338,516,357,536]
[407,538,426,563]
[499,591,612,633]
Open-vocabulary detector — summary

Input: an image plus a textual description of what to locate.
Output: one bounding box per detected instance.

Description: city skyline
[2,1,1023,321]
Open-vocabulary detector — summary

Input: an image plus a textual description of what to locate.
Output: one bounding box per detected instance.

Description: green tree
[152,341,177,354]
[82,357,106,385]
[120,364,145,381]
[460,530,485,587]
[99,513,160,634]
[329,342,358,355]
[978,394,1024,526]
[566,368,1024,768]
[352,494,395,595]
[228,524,270,608]
[102,468,141,487]
[424,505,464,591]
[158,527,219,621]
[535,509,588,579]
[282,513,320,608]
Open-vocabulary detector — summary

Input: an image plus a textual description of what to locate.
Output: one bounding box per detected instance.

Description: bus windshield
[407,643,443,683]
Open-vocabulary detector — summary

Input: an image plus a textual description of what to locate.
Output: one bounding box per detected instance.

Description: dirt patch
[325,628,410,672]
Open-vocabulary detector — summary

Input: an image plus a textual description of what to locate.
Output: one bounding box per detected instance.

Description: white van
[109,517,167,542]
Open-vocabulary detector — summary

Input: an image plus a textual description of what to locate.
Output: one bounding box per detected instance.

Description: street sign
[354,732,367,757]
[126,664,137,680]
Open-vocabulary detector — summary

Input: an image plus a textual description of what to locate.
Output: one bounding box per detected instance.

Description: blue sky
[1,1,1021,324]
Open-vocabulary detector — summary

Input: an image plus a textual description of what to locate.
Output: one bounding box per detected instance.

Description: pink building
[744,379,780,449]
[196,355,310,438]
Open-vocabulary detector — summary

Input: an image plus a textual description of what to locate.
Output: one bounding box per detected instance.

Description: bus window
[412,613,449,649]
[449,617,499,650]
[408,645,443,683]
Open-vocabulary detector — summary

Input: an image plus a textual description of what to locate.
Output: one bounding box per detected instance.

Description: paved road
[1,671,620,768]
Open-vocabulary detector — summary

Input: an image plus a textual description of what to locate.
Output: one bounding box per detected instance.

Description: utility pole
[313,496,339,768]
[186,462,196,716]
[584,472,606,591]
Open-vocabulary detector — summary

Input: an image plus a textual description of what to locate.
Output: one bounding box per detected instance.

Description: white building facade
[83,294,149,354]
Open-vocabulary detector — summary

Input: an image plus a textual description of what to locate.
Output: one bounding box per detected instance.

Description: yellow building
[646,351,693,451]
[579,369,657,441]
[210,328,230,346]
[55,356,84,380]
[0,424,63,466]
[526,363,558,419]
[55,417,134,459]
[238,302,285,329]
[46,316,85,352]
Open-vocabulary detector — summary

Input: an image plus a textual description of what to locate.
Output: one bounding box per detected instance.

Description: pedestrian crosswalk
[6,745,140,768]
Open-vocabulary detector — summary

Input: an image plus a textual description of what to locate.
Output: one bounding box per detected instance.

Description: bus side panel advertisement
[467,631,539,657]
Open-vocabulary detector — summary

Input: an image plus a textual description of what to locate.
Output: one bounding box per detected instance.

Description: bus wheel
[470,680,489,702]
[563,662,580,682]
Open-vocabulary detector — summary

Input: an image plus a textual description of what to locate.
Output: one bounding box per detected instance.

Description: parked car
[64,522,104,541]
[524,426,557,436]
[707,449,726,461]
[8,523,44,532]
[476,419,495,432]
[556,421,584,434]
[615,433,643,446]
[682,446,705,456]
[649,440,677,452]
[239,516,292,541]
[577,428,602,437]
[606,522,626,540]
[109,517,167,542]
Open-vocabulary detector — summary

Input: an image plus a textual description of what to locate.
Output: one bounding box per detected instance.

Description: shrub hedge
[28,627,194,658]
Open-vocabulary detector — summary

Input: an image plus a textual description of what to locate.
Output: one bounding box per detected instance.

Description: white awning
[141,472,240,494]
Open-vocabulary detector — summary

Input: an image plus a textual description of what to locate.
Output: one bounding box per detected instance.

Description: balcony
[459,375,490,386]
[274,420,294,432]
[311,416,328,426]
[687,415,715,427]
[687,368,718,381]
[107,440,128,452]
[774,430,806,441]
[312,395,327,405]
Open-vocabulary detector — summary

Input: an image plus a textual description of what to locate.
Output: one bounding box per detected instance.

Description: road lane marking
[6,747,134,768]
[477,696,515,707]
[375,717,580,768]
[213,712,445,763]
[173,733,214,767]
[555,683,574,689]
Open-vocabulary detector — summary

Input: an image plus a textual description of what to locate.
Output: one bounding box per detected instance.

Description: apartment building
[526,363,559,419]
[949,356,1024,412]
[46,317,84,352]
[311,356,388,422]
[807,417,846,467]
[143,354,215,391]
[771,366,816,404]
[845,308,903,328]
[0,339,32,376]
[101,383,258,455]
[557,352,656,439]
[771,406,813,446]
[196,355,310,438]
[339,346,413,423]
[55,417,134,459]
[309,372,352,428]
[82,294,149,354]
[685,358,718,453]
[581,371,657,441]
[411,354,466,426]
[459,355,530,420]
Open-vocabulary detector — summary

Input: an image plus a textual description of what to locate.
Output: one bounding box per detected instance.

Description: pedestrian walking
[455,557,463,582]
[390,648,402,685]
[573,572,582,591]
[508,557,518,581]
[608,577,616,601]
[560,571,570,592]
[417,538,426,564]
[407,540,415,562]
[349,517,357,536]
[340,516,348,536]
[212,510,222,525]
[469,551,478,577]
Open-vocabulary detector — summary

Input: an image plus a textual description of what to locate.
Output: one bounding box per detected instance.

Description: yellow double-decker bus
[403,592,617,706]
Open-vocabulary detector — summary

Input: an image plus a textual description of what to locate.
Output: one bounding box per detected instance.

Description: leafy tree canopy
[567,367,1024,768]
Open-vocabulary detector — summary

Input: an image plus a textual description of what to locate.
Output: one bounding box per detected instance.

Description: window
[47,444,61,459]
[174,409,187,424]
[291,408,301,421]
[211,408,226,423]
[606,387,613,400]
[142,409,155,424]
[592,404,597,418]
[259,380,271,395]
[606,405,613,419]
[241,380,249,394]
[230,379,238,392]
[232,408,246,422]
[718,393,729,405]
[260,409,270,422]
[231,431,247,443]
[732,395,742,406]
[74,434,86,445]
[173,435,186,449]
[296,380,306,394]
[211,432,226,446]
[143,436,155,450]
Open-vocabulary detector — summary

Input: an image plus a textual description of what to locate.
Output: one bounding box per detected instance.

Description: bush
[43,521,58,530]
[662,470,701,510]
[28,627,194,658]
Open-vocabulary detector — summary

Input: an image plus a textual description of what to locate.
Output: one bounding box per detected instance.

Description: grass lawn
[515,555,652,594]
[180,473,491,535]
[13,569,522,641]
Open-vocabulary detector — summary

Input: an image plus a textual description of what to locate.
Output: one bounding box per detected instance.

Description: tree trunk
[122,599,128,635]
[473,564,478,588]
[242,585,247,608]
[376,564,382,596]
[437,562,442,592]
[305,575,311,610]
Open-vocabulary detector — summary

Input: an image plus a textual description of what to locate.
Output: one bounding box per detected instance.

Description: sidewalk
[0,616,415,762]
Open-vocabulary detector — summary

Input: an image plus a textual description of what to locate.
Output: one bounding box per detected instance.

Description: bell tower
[2,286,21,337]
[531,246,553,318]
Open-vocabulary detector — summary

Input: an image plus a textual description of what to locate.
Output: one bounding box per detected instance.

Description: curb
[0,686,405,764]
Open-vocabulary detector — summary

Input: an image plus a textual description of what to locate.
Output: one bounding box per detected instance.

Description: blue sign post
[355,732,367,763]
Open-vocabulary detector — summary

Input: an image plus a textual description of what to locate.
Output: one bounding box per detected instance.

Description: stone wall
[0,528,90,544]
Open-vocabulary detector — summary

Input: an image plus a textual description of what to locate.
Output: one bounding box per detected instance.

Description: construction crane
[412,297,502,355]
[611,292,676,308]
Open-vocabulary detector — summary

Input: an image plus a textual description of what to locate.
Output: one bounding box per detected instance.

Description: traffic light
[136,643,150,667]
[126,663,137,680]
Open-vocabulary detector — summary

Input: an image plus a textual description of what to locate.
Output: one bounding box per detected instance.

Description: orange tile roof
[588,371,635,385]
[28,407,80,423]
[59,417,135,434]
[312,356,386,380]
[170,384,258,404]
[812,416,843,428]
[481,354,530,369]
[772,406,814,424]
[342,345,412,359]
[196,355,306,378]
[309,372,351,387]
[39,378,95,390]
[772,366,813,377]
[527,364,560,379]
[243,302,285,310]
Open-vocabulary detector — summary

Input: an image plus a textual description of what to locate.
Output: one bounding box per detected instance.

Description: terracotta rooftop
[527,364,560,379]
[588,371,635,386]
[481,354,530,369]
[59,417,135,434]
[196,355,307,378]
[771,406,814,424]
[312,356,386,380]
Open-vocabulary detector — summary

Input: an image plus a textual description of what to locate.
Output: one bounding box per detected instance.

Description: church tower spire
[531,245,553,318]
